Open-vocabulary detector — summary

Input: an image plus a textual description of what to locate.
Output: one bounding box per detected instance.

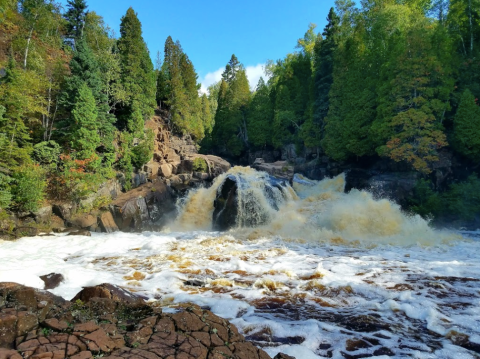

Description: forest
[1,0,480,224]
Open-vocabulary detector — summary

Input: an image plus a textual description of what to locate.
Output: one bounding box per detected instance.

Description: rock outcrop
[251,159,294,182]
[0,282,293,359]
[110,180,176,232]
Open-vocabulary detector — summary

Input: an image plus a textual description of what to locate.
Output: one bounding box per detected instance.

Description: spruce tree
[64,0,87,41]
[309,8,339,145]
[117,7,156,131]
[70,82,100,160]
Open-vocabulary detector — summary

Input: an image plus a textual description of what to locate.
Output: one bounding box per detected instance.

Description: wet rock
[273,354,296,359]
[71,284,146,305]
[67,229,91,237]
[0,313,17,348]
[98,212,118,233]
[183,280,205,287]
[110,180,175,231]
[43,318,69,331]
[39,274,64,291]
[252,159,294,181]
[14,227,39,237]
[0,283,276,359]
[212,173,288,231]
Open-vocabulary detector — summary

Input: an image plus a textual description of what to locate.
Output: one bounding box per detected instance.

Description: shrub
[132,129,154,169]
[443,174,480,222]
[33,141,61,169]
[193,157,208,172]
[0,172,12,210]
[11,164,46,212]
[408,179,442,219]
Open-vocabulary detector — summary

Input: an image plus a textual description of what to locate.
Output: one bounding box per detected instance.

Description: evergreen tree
[306,8,339,147]
[272,85,295,148]
[201,94,213,135]
[64,0,87,41]
[117,7,156,132]
[247,78,273,148]
[211,56,251,156]
[453,89,480,160]
[59,37,115,160]
[70,82,100,160]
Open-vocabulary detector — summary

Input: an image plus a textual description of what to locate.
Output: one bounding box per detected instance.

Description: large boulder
[110,180,176,231]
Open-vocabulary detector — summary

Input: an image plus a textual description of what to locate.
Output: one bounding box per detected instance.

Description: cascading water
[174,166,455,246]
[174,166,295,231]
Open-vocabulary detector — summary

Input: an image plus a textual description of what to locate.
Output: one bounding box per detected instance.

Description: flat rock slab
[0,283,295,359]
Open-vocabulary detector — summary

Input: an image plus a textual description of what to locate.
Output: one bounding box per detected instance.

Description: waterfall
[173,167,456,245]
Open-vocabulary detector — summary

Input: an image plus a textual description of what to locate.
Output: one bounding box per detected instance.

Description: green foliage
[33,141,61,168]
[247,78,273,148]
[211,55,251,156]
[132,129,154,168]
[453,89,480,160]
[11,164,46,212]
[443,175,480,222]
[408,175,480,225]
[408,179,443,218]
[192,158,208,172]
[64,0,87,40]
[117,7,156,129]
[162,36,205,141]
[70,83,101,161]
[0,172,12,210]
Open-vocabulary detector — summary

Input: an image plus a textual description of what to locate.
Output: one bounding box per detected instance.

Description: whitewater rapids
[1,167,479,358]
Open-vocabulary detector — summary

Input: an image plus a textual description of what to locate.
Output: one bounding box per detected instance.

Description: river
[1,168,479,358]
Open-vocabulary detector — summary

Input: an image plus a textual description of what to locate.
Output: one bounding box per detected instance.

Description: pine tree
[59,37,115,159]
[310,8,339,145]
[64,0,87,41]
[117,7,156,132]
[453,89,480,160]
[70,82,100,160]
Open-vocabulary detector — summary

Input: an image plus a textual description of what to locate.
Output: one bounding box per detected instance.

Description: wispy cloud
[199,63,270,95]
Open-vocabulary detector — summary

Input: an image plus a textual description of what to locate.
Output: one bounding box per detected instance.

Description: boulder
[33,206,52,224]
[158,163,173,178]
[98,212,118,233]
[71,283,146,305]
[206,154,231,177]
[143,162,160,179]
[67,229,91,236]
[110,180,176,231]
[39,273,64,290]
[252,159,294,181]
[52,203,76,221]
[68,214,97,229]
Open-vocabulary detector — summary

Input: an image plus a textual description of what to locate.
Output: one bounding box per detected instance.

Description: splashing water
[175,167,457,246]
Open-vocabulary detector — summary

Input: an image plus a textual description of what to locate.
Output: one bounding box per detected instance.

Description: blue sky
[60,0,337,90]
